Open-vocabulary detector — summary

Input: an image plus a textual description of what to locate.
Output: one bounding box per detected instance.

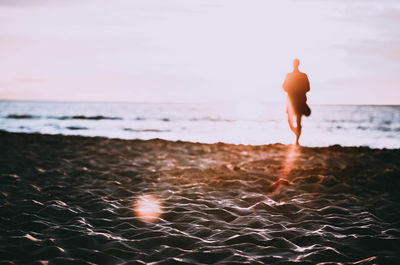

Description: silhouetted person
[283,58,311,145]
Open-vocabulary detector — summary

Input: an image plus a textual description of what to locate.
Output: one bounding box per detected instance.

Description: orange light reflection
[281,144,298,180]
[269,144,298,193]
[133,195,162,222]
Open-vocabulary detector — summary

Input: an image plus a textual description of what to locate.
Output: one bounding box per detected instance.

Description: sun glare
[133,195,162,222]
[268,144,299,193]
[281,144,298,180]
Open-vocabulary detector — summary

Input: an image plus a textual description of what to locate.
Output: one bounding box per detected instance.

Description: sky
[0,0,399,104]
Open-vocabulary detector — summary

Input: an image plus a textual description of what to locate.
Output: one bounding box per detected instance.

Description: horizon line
[0,98,400,107]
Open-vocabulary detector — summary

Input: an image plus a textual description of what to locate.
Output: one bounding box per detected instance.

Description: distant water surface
[0,101,399,148]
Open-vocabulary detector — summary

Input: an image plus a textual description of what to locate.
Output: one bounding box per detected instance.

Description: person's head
[293,58,300,70]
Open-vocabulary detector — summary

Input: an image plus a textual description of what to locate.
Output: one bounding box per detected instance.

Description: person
[282,58,311,145]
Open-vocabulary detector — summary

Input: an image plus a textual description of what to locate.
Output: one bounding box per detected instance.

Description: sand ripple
[0,131,400,264]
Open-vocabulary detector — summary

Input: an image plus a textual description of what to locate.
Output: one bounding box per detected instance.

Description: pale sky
[0,0,399,104]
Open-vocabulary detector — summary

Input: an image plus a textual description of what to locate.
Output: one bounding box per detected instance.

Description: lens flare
[133,195,162,222]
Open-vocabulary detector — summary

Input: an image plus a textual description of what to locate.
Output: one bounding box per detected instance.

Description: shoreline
[1,129,397,150]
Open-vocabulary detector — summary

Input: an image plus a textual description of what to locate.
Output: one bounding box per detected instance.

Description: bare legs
[295,114,302,146]
[287,105,303,145]
[288,112,302,145]
[287,113,296,135]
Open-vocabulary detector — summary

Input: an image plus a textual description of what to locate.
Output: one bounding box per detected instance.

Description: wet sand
[0,130,399,264]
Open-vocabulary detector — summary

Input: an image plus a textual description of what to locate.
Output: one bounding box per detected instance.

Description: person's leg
[286,100,296,135]
[295,114,302,145]
[287,113,296,135]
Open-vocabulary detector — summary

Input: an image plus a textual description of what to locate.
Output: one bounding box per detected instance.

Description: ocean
[1,101,399,148]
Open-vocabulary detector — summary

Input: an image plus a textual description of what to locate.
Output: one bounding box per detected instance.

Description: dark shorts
[287,100,311,116]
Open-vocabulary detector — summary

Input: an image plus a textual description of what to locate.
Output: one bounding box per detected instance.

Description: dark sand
[1,131,399,264]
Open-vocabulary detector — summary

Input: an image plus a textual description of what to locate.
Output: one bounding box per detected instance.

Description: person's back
[282,59,311,145]
[283,72,309,95]
[283,68,310,116]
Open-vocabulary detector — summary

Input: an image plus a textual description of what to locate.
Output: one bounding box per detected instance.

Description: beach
[1,130,399,264]
[2,0,400,263]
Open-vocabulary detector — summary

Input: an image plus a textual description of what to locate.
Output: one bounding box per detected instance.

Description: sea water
[0,101,399,148]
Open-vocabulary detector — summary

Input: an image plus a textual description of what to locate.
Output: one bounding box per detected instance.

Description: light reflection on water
[1,101,400,148]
